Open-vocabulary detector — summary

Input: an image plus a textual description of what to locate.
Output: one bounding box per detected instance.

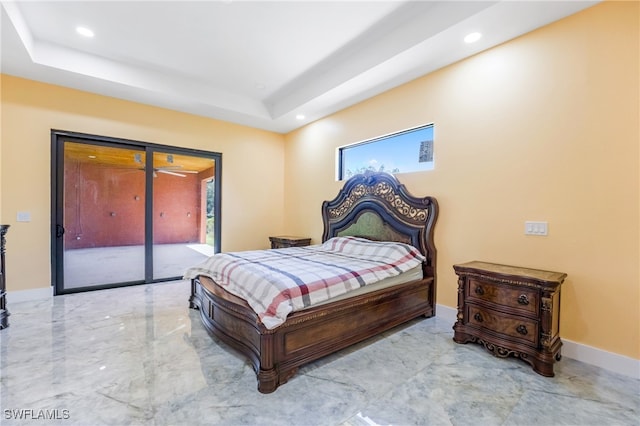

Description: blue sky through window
[340,125,434,179]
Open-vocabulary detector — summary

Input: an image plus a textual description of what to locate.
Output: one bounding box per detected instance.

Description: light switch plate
[525,221,548,236]
[16,211,31,222]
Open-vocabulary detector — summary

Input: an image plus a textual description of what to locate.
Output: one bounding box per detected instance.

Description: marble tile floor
[0,280,637,426]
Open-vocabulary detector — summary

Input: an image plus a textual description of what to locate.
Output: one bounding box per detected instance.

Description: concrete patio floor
[63,243,215,289]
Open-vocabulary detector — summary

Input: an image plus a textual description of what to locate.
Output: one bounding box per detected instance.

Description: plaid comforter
[184,236,425,330]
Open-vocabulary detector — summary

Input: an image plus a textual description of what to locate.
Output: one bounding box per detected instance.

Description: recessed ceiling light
[76,26,94,38]
[464,32,482,43]
[296,114,305,120]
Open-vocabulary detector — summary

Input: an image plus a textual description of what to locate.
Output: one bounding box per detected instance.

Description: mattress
[303,264,423,309]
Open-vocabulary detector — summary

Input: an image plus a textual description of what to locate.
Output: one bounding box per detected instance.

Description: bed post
[256,333,279,393]
[189,278,200,310]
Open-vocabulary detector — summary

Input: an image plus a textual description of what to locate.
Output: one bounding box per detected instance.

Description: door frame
[51,129,222,295]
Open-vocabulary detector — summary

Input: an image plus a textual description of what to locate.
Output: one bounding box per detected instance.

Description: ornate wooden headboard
[321,172,438,279]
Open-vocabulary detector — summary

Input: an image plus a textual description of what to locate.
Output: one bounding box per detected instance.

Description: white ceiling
[1,1,599,134]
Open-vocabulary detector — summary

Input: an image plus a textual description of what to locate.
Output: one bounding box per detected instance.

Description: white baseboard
[436,303,640,380]
[561,339,640,379]
[7,286,53,304]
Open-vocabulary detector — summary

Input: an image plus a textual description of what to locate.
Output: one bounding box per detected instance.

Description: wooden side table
[269,235,312,249]
[453,261,566,376]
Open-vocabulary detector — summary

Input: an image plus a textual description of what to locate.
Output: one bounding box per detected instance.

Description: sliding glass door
[52,131,221,294]
[61,142,147,288]
[151,151,217,280]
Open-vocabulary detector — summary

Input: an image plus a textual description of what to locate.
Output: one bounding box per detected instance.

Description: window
[338,124,434,180]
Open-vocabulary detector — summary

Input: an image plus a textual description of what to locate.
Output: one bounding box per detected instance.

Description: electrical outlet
[525,221,548,236]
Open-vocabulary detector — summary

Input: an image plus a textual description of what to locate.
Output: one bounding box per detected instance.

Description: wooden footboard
[189,275,434,393]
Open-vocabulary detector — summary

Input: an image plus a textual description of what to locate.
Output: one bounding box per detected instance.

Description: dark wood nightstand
[0,225,10,329]
[269,235,312,249]
[453,261,566,376]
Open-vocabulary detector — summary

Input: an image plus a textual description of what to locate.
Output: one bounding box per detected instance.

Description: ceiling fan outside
[133,153,199,177]
[109,165,199,178]
[153,166,199,178]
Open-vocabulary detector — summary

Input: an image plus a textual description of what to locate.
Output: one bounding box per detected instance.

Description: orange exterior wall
[63,164,203,249]
[0,74,286,291]
[283,2,639,359]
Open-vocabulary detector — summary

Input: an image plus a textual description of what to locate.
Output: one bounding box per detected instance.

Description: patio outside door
[152,150,217,279]
[52,131,221,294]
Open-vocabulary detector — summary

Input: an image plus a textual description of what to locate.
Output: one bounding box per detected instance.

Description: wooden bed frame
[188,172,438,393]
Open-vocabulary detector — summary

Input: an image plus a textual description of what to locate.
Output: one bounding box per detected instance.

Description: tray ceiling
[1,1,599,133]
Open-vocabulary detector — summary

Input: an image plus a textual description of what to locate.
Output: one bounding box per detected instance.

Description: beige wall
[1,1,637,361]
[0,75,286,291]
[284,2,639,359]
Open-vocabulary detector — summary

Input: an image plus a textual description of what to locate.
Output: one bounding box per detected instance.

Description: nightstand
[269,235,312,249]
[0,225,9,329]
[453,261,566,376]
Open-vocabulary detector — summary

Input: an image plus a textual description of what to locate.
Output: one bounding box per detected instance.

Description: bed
[186,172,438,393]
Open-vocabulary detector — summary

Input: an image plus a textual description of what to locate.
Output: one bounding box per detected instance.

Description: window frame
[336,123,434,181]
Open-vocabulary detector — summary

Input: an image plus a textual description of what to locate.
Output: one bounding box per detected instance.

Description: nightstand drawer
[467,304,539,345]
[467,278,538,315]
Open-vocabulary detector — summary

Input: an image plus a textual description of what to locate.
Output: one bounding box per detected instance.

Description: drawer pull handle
[474,286,485,296]
[517,294,530,305]
[516,325,528,335]
[473,313,483,323]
